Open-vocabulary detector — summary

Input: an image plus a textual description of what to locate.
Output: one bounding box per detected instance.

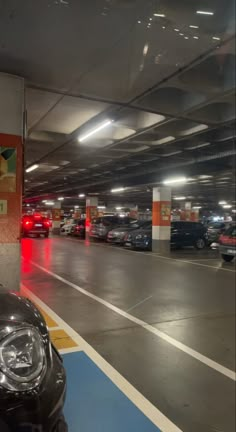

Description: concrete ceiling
[0,0,235,207]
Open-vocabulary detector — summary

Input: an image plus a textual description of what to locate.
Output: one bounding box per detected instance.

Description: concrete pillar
[0,73,24,291]
[86,196,98,236]
[185,202,192,221]
[152,187,171,253]
[180,201,191,221]
[52,201,61,234]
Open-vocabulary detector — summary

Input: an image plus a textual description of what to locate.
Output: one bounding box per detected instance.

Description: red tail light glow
[23,219,33,229]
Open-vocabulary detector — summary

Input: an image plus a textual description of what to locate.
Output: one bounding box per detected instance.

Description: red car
[219,225,236,262]
[22,214,50,238]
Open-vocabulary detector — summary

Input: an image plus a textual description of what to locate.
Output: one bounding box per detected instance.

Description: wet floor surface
[21,237,236,432]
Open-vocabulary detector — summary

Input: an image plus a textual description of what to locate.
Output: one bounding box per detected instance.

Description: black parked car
[107,220,151,245]
[71,219,86,239]
[90,216,136,240]
[125,221,208,250]
[0,291,67,432]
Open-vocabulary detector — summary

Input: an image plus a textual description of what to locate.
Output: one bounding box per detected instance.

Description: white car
[60,222,76,235]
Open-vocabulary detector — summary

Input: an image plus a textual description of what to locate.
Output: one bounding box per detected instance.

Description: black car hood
[0,292,47,336]
[113,225,139,233]
[131,228,152,236]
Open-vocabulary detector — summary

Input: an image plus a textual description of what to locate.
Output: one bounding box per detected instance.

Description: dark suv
[22,214,50,238]
[171,221,208,249]
[90,216,136,240]
[126,221,208,250]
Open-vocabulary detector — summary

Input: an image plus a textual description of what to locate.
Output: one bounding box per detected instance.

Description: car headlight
[0,327,46,391]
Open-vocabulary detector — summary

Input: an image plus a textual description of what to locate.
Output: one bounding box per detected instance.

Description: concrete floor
[21,237,236,432]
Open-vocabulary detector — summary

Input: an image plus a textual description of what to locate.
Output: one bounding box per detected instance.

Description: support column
[0,73,24,291]
[152,187,171,254]
[52,201,61,235]
[86,197,98,237]
[180,201,191,221]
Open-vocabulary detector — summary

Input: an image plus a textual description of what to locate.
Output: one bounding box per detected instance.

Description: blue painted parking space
[63,351,161,432]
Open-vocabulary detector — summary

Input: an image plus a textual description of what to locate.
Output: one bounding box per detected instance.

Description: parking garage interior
[0,1,235,431]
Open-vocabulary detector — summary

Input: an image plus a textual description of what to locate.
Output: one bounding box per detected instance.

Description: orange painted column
[0,73,24,291]
[152,187,171,253]
[85,197,98,237]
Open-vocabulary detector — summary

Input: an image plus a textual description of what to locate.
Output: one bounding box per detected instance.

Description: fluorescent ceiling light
[181,124,208,136]
[174,196,186,200]
[78,120,112,142]
[193,206,202,209]
[187,142,210,150]
[154,13,166,17]
[162,151,182,157]
[189,25,199,28]
[58,197,64,201]
[232,209,236,213]
[111,187,125,193]
[143,43,149,56]
[212,36,221,41]
[179,33,184,36]
[116,207,122,210]
[163,176,187,185]
[219,200,227,205]
[45,201,54,206]
[155,136,175,145]
[98,206,106,209]
[193,36,199,39]
[196,10,214,15]
[184,36,189,39]
[79,193,85,198]
[199,175,213,179]
[25,164,39,173]
[223,204,232,209]
[174,28,180,31]
[137,20,141,24]
[74,206,79,209]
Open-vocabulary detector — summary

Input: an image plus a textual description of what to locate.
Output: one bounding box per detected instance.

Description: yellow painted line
[49,329,78,350]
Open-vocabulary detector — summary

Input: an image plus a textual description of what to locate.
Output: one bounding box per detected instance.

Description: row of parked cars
[60,216,236,261]
[89,216,208,250]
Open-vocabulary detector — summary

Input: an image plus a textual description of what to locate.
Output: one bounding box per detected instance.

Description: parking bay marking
[21,284,182,432]
[28,259,236,381]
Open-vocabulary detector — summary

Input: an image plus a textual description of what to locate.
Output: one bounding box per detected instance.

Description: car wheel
[222,254,234,262]
[45,232,49,238]
[195,238,205,249]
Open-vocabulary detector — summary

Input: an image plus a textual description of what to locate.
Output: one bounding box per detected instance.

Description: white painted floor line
[21,284,182,432]
[126,295,153,313]
[28,260,236,381]
[48,326,61,331]
[59,346,82,355]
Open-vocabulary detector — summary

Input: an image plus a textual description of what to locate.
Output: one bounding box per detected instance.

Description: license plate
[35,224,42,227]
[227,249,236,255]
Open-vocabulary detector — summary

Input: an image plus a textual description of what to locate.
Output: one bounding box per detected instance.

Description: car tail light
[219,234,223,244]
[23,220,33,229]
[43,220,50,228]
